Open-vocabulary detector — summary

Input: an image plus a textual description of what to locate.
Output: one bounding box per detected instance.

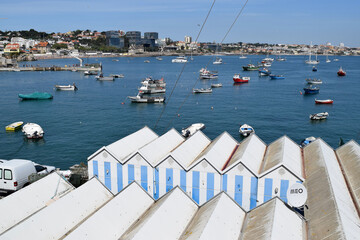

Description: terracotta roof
[37,42,49,47]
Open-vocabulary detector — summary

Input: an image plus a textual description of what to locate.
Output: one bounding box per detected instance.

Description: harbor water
[1,55,359,169]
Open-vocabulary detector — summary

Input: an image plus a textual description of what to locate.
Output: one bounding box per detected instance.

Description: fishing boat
[213,57,223,65]
[22,123,44,139]
[262,56,274,62]
[239,124,255,137]
[138,85,166,94]
[258,68,271,76]
[110,74,124,78]
[242,64,259,71]
[193,88,212,93]
[315,99,333,104]
[312,66,317,72]
[337,67,346,76]
[303,85,319,94]
[95,73,115,81]
[172,56,188,63]
[181,123,205,138]
[84,70,98,75]
[262,62,272,67]
[200,69,218,79]
[309,112,328,120]
[55,83,78,91]
[18,92,53,100]
[128,93,165,103]
[233,74,250,83]
[306,78,322,84]
[269,75,285,80]
[5,121,23,131]
[211,83,223,88]
[300,136,316,148]
[141,77,166,88]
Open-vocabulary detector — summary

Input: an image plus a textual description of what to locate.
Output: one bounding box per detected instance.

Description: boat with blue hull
[18,92,53,100]
[303,86,319,94]
[269,75,285,80]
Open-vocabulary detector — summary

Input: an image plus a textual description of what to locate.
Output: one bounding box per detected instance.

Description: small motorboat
[306,78,322,84]
[138,85,166,94]
[5,121,23,131]
[213,57,223,65]
[300,136,316,148]
[211,83,223,88]
[310,112,328,120]
[193,88,212,93]
[141,77,166,87]
[315,99,333,104]
[156,57,163,61]
[181,123,205,138]
[239,124,254,137]
[95,74,115,81]
[258,68,271,76]
[172,56,188,63]
[337,67,346,76]
[144,60,150,63]
[128,93,165,103]
[110,74,124,78]
[19,92,53,100]
[239,55,247,59]
[200,69,218,79]
[269,75,285,80]
[303,85,319,94]
[22,123,44,139]
[112,59,119,62]
[233,74,250,83]
[312,66,317,72]
[84,71,98,75]
[55,83,78,91]
[242,64,259,71]
[333,58,339,61]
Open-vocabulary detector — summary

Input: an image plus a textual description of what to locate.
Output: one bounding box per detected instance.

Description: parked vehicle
[0,159,55,194]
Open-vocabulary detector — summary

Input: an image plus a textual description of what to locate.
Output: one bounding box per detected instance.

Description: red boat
[233,74,250,83]
[337,67,346,76]
[315,99,333,104]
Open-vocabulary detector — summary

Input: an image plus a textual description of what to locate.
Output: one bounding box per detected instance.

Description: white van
[0,159,55,194]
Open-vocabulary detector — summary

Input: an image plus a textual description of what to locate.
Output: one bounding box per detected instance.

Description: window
[4,169,12,180]
[0,169,2,179]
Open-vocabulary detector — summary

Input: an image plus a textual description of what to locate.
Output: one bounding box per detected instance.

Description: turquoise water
[1,55,359,169]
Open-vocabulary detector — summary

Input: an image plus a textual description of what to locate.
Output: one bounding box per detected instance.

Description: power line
[153,0,217,130]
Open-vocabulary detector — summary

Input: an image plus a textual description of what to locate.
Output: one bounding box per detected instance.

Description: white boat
[276,56,286,61]
[213,57,223,65]
[84,70,98,75]
[128,93,165,103]
[110,74,124,78]
[22,123,44,139]
[55,84,78,91]
[156,56,163,61]
[144,60,150,63]
[95,74,115,81]
[239,124,254,137]
[181,123,205,138]
[239,55,247,59]
[211,83,223,88]
[333,58,339,61]
[138,84,166,94]
[306,78,322,84]
[193,88,212,93]
[309,112,328,120]
[172,56,188,63]
[326,54,331,63]
[300,136,316,147]
[305,42,320,64]
[262,57,274,62]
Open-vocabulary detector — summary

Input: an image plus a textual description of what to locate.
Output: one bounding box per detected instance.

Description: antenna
[287,183,307,207]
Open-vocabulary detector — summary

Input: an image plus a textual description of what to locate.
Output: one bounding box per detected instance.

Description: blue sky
[0,0,359,47]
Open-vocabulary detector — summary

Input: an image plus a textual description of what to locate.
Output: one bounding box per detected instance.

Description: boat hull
[315,99,333,104]
[55,85,77,91]
[19,92,53,100]
[5,121,23,131]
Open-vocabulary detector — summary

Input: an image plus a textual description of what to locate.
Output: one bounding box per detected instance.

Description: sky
[0,0,359,47]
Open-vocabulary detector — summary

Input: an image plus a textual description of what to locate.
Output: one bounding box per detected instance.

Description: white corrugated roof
[64,182,154,240]
[88,126,158,162]
[138,128,184,166]
[120,187,198,240]
[189,132,238,171]
[224,134,266,174]
[169,130,211,169]
[180,192,245,240]
[260,136,303,179]
[0,172,74,234]
[304,139,360,240]
[336,140,360,211]
[0,178,113,240]
[240,198,304,240]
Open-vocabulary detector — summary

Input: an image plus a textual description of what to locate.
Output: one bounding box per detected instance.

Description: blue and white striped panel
[104,162,111,191]
[207,173,214,201]
[154,168,159,200]
[117,163,123,193]
[141,166,148,191]
[192,171,200,204]
[264,178,273,202]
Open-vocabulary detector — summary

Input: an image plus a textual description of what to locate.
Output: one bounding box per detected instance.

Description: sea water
[0,55,359,169]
